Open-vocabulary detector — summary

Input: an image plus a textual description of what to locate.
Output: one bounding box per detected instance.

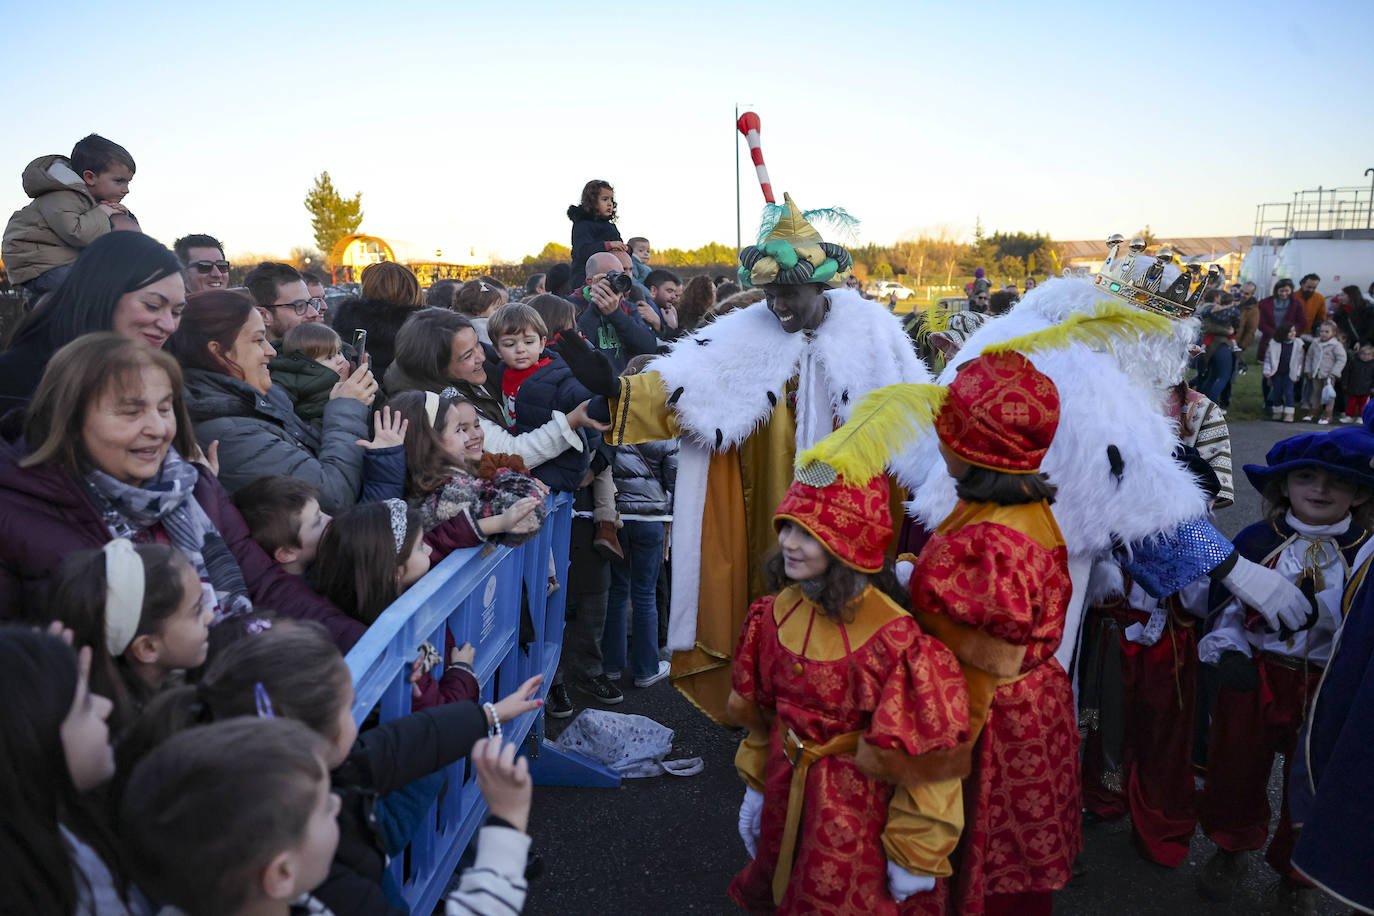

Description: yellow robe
[610,370,904,723]
[610,369,798,723]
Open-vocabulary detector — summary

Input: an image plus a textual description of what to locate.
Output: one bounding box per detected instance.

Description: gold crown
[1093,234,1219,320]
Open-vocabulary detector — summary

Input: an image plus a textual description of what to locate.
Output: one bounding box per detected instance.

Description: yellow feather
[798,384,948,483]
[983,300,1172,357]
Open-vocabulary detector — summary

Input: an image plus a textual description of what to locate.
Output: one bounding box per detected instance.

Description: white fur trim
[653,289,931,454]
[658,290,929,649]
[667,441,710,652]
[905,276,1209,558]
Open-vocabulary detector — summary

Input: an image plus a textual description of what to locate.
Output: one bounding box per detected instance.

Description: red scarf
[500,358,552,429]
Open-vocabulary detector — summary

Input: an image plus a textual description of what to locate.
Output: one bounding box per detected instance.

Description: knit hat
[737,193,854,290]
[774,473,891,573]
[935,351,1060,473]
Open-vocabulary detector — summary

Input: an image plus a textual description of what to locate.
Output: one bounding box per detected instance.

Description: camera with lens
[604,271,633,295]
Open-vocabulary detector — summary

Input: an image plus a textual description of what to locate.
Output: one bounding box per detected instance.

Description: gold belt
[773,727,863,905]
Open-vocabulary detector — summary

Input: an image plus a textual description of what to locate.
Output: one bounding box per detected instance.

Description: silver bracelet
[483,701,501,738]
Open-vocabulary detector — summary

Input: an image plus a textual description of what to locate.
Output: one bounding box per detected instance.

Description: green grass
[1224,356,1267,421]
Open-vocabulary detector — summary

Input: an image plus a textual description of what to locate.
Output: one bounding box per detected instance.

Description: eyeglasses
[274,297,326,315]
[188,260,230,275]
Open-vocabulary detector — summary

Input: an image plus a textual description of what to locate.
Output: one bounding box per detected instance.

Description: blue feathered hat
[1243,405,1374,493]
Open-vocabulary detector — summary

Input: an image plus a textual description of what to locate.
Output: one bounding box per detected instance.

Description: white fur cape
[897,276,1210,674]
[653,288,931,650]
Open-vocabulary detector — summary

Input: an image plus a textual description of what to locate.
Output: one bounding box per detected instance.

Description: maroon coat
[1256,295,1310,359]
[0,435,365,650]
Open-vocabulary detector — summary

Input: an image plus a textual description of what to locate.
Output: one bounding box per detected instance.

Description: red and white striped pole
[735,111,775,204]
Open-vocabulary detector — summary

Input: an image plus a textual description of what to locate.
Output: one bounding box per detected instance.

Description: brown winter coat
[1,155,114,284]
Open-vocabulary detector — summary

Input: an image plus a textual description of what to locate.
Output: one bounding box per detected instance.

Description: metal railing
[343,493,617,914]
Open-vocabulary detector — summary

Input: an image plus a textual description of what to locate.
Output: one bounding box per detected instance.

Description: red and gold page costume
[911,500,1079,913]
[728,585,970,915]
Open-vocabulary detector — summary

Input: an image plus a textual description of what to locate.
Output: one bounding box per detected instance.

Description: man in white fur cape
[898,244,1311,681]
[596,194,929,723]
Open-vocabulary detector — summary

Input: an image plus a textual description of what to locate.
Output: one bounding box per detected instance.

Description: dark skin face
[762,283,828,333]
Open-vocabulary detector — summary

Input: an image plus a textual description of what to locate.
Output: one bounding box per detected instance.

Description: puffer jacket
[269,350,341,429]
[489,345,604,492]
[1,155,117,284]
[0,418,364,649]
[611,438,678,517]
[1263,337,1305,383]
[330,296,420,384]
[567,204,622,289]
[1304,336,1347,380]
[321,700,488,916]
[180,367,369,513]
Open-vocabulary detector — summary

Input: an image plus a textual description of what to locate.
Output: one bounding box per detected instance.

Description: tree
[1136,225,1158,247]
[289,246,326,275]
[873,262,894,280]
[523,242,571,265]
[304,172,363,263]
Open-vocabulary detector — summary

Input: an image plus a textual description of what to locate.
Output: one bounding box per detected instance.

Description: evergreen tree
[303,172,363,263]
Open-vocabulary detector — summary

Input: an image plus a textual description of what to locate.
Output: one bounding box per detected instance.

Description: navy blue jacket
[1290,546,1374,910]
[567,205,621,289]
[491,346,600,492]
[570,294,658,373]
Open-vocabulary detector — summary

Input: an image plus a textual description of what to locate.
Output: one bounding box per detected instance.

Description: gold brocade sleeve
[733,730,771,793]
[881,779,965,877]
[608,371,681,446]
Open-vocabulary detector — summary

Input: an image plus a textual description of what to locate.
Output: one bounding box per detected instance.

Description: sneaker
[1341,416,1355,423]
[1302,415,1314,422]
[576,673,624,705]
[605,670,621,681]
[546,684,574,719]
[634,659,672,688]
[1197,848,1249,902]
[593,521,624,560]
[1318,418,1330,425]
[1273,876,1317,915]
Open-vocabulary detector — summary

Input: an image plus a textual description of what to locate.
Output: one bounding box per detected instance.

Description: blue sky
[3,0,1371,262]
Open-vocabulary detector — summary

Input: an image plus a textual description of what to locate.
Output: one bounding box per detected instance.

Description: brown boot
[593,520,624,560]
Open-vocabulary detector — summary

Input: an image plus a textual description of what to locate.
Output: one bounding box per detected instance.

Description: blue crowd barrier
[344,493,619,914]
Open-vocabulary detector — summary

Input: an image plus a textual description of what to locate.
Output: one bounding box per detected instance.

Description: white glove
[886,861,935,902]
[738,787,764,858]
[895,559,915,590]
[1222,556,1309,631]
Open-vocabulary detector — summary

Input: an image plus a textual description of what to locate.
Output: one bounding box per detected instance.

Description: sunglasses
[189,259,230,274]
[274,297,326,315]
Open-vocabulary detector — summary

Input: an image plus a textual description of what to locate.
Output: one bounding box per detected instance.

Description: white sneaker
[634,660,672,688]
[1341,416,1354,424]
[1318,418,1330,425]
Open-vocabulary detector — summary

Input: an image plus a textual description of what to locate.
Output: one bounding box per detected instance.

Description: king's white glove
[887,861,936,902]
[1222,555,1309,631]
[738,787,764,858]
[895,559,915,590]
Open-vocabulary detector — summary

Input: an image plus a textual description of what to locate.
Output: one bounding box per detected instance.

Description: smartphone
[353,329,368,362]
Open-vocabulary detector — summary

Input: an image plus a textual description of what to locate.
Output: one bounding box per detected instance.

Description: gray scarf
[83,448,251,622]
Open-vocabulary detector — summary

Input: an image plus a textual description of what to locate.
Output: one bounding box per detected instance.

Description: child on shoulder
[1195,427,1374,911]
[2,134,136,294]
[727,470,969,914]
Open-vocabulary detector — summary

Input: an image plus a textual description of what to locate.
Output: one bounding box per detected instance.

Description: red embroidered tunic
[910,501,1080,913]
[728,585,969,915]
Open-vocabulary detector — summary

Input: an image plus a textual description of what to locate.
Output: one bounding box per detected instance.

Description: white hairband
[103,539,145,656]
[424,391,440,428]
[383,499,409,554]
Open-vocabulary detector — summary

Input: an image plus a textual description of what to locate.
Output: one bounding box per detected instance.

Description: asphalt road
[525,419,1350,915]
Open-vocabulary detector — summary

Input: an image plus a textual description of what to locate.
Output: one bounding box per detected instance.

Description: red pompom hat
[773,473,892,573]
[935,350,1060,474]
